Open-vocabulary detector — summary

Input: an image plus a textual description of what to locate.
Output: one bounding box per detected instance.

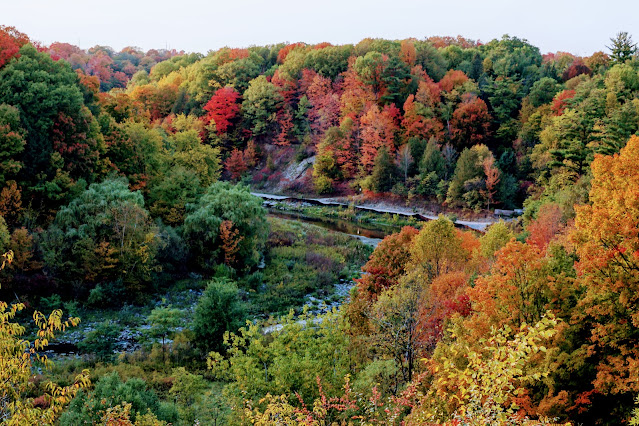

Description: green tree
[145,306,183,356]
[446,144,492,207]
[208,309,352,419]
[166,129,221,187]
[192,278,246,354]
[77,320,120,361]
[479,220,514,259]
[608,31,637,64]
[0,104,25,187]
[242,75,282,137]
[418,139,445,197]
[148,167,203,226]
[528,77,561,108]
[369,279,423,385]
[410,216,465,279]
[0,45,104,204]
[41,178,160,295]
[370,146,397,193]
[183,182,267,271]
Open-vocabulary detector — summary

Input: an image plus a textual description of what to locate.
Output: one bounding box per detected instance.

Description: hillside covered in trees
[1,24,639,424]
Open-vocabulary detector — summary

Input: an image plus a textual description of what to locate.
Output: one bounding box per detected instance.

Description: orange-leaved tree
[570,134,639,402]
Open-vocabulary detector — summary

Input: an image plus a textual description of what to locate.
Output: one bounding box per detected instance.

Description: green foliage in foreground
[59,371,179,425]
[192,278,247,355]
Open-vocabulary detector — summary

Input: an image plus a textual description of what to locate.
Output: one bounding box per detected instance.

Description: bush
[77,320,121,361]
[87,280,127,308]
[183,182,268,272]
[192,278,246,354]
[60,371,177,425]
[41,177,160,299]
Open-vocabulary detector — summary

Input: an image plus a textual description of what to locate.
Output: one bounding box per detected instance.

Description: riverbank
[252,191,506,232]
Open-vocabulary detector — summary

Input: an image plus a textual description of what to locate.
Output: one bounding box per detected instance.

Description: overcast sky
[3,0,638,56]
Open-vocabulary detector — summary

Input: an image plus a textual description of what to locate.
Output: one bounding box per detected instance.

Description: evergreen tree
[371,146,397,193]
[608,31,637,64]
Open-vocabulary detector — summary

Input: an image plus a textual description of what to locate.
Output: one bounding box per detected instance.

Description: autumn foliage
[204,87,241,134]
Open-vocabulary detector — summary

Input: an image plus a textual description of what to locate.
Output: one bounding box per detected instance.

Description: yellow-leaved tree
[0,250,90,424]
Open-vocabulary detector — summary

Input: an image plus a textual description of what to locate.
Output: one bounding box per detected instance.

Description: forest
[1,24,639,424]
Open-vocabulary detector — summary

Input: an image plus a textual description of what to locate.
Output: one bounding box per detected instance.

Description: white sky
[2,0,638,56]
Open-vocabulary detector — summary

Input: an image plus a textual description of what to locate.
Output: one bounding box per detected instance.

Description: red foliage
[0,25,29,68]
[562,59,592,81]
[551,90,576,116]
[276,108,294,146]
[418,271,472,352]
[47,42,84,62]
[313,42,332,50]
[306,73,341,143]
[203,86,241,135]
[51,111,101,177]
[86,51,114,84]
[360,103,400,171]
[225,149,248,180]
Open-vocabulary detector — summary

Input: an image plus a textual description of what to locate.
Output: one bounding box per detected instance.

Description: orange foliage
[570,135,639,395]
[481,155,500,210]
[427,35,479,49]
[402,95,444,141]
[215,47,249,65]
[527,203,565,251]
[220,220,243,267]
[76,69,100,95]
[415,77,441,109]
[8,228,40,273]
[277,42,306,64]
[243,140,258,168]
[356,226,419,300]
[359,104,399,171]
[0,181,22,228]
[467,240,545,338]
[439,69,469,92]
[457,229,480,256]
[339,57,375,118]
[400,40,417,66]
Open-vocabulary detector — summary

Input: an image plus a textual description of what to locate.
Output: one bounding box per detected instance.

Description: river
[267,210,389,247]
